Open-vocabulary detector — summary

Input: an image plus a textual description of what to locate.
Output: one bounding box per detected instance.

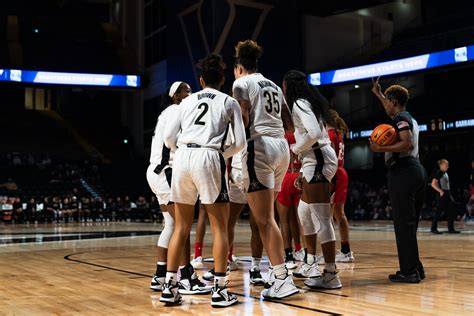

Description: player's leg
[249,211,265,285]
[227,202,244,270]
[191,206,207,269]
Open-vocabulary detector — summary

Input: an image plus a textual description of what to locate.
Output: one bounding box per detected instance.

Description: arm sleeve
[232,79,250,101]
[223,99,246,159]
[163,106,181,151]
[291,100,322,154]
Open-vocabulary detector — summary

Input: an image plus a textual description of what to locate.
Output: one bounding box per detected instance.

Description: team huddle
[146,40,352,308]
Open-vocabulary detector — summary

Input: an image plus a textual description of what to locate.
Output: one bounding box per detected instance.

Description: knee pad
[297,200,317,235]
[157,211,175,248]
[310,203,335,244]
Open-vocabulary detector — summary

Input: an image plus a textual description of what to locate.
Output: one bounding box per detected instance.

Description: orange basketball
[371,124,398,146]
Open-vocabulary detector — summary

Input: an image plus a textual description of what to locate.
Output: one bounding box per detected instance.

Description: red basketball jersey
[285,132,302,169]
[328,128,344,168]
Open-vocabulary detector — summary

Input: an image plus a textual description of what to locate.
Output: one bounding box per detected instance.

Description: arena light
[0,69,140,88]
[348,124,435,140]
[309,45,474,86]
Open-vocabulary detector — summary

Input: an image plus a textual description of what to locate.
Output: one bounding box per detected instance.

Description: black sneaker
[447,230,460,234]
[389,271,421,283]
[160,282,182,305]
[150,274,165,291]
[430,230,443,234]
[395,269,425,280]
[249,267,265,286]
[211,284,238,308]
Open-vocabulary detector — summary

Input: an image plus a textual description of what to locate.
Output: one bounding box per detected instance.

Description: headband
[168,81,183,98]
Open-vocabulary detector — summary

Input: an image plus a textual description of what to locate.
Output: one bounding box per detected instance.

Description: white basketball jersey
[149,104,179,168]
[292,98,331,156]
[232,73,285,139]
[177,88,240,151]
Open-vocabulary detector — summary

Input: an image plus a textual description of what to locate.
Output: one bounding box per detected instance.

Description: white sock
[165,272,178,285]
[157,261,166,266]
[307,254,316,265]
[214,273,227,287]
[251,257,261,270]
[273,263,288,280]
[325,263,336,273]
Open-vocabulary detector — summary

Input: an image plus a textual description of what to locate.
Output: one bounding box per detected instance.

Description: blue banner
[309,45,474,86]
[0,69,140,88]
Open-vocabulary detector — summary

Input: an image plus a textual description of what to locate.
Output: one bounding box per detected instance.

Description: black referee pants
[431,193,455,231]
[388,162,427,275]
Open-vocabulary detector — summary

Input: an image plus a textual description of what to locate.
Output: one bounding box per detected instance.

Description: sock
[307,253,316,265]
[273,263,288,280]
[251,257,261,270]
[214,272,227,287]
[341,241,350,254]
[284,248,293,260]
[156,261,166,277]
[165,271,178,285]
[325,263,336,273]
[180,263,192,279]
[194,242,203,258]
[294,243,302,252]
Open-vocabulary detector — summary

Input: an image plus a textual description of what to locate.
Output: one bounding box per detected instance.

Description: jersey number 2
[263,91,280,114]
[194,103,209,125]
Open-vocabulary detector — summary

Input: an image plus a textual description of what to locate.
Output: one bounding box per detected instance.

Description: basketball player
[370,76,427,283]
[233,40,299,299]
[276,132,303,269]
[283,70,341,289]
[328,110,354,262]
[201,127,266,286]
[160,54,246,307]
[431,159,460,234]
[146,81,211,296]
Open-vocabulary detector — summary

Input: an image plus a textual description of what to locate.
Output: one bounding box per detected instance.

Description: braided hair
[283,70,335,128]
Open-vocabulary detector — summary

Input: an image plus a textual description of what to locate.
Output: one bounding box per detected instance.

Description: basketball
[371,124,398,146]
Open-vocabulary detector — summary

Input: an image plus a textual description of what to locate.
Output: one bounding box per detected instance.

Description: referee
[430,159,460,234]
[370,77,427,283]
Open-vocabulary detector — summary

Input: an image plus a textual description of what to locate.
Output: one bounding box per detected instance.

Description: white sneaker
[203,266,230,281]
[304,270,342,289]
[335,251,355,263]
[191,256,204,270]
[178,276,212,295]
[316,255,325,265]
[211,284,238,308]
[261,275,299,299]
[228,260,239,271]
[264,268,275,289]
[203,269,215,281]
[293,249,305,262]
[150,274,164,291]
[285,259,298,270]
[160,282,182,305]
[292,263,321,279]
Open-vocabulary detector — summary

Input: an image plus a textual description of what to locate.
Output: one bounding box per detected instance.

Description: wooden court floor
[0,220,473,315]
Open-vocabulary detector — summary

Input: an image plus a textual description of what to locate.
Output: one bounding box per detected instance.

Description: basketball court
[1,221,472,315]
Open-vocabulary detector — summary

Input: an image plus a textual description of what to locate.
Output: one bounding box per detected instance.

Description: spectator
[354,204,366,220]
